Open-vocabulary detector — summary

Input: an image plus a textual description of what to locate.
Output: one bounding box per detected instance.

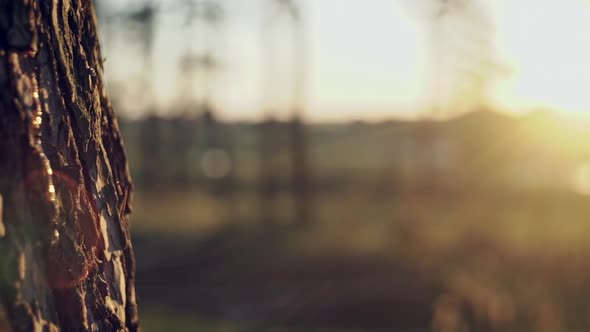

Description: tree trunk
[0,1,139,331]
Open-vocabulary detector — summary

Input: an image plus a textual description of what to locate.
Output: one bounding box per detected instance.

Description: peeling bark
[0,1,138,331]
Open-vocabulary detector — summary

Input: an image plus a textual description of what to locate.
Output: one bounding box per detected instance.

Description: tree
[0,1,138,331]
[259,0,313,226]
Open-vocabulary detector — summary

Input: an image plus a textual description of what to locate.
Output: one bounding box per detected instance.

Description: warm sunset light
[101,0,590,121]
[491,0,590,117]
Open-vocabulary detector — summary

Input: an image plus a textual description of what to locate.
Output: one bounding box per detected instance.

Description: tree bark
[0,0,138,331]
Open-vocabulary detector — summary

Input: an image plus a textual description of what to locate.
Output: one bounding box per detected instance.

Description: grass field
[131,186,590,331]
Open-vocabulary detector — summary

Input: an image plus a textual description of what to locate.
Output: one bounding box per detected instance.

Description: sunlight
[103,0,590,120]
[491,0,590,117]
[572,162,590,195]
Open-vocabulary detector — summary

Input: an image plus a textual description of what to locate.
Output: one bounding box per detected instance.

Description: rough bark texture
[0,0,138,331]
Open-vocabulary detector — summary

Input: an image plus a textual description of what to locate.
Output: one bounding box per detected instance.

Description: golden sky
[101,0,590,121]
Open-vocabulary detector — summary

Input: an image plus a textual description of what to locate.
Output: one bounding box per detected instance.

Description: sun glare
[102,0,590,121]
[491,0,590,117]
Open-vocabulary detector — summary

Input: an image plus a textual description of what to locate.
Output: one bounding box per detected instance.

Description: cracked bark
[0,0,139,331]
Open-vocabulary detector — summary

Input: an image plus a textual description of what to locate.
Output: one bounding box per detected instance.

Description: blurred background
[96,0,590,330]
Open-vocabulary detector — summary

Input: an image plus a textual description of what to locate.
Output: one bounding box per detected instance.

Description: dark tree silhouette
[0,1,138,331]
[285,0,313,226]
[259,0,313,226]
[139,113,163,188]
